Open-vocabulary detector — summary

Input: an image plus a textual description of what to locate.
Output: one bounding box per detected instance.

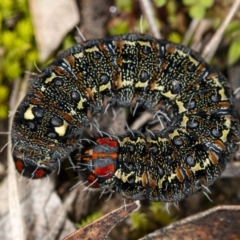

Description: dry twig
[7,79,25,240]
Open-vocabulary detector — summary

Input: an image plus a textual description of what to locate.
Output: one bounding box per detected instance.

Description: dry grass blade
[7,78,25,240]
[202,0,240,62]
[189,19,212,52]
[182,19,200,46]
[63,201,141,240]
[139,0,161,38]
[130,111,153,130]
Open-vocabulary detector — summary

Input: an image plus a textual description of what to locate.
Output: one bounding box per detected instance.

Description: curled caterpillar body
[82,123,238,202]
[11,34,240,201]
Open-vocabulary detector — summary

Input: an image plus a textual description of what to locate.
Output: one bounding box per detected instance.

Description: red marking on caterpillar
[14,158,54,179]
[82,137,118,188]
[11,34,240,201]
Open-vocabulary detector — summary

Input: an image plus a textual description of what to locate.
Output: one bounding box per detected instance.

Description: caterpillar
[11,33,240,202]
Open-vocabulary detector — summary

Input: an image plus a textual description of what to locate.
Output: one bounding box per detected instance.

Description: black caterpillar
[11,34,240,202]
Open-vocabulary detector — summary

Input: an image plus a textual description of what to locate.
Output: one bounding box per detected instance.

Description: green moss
[76,211,104,229]
[154,0,167,7]
[115,0,133,13]
[0,105,8,119]
[167,31,182,44]
[228,40,240,65]
[183,0,214,19]
[225,20,240,65]
[130,212,149,231]
[0,0,38,119]
[108,20,130,36]
[149,202,176,225]
[130,202,176,239]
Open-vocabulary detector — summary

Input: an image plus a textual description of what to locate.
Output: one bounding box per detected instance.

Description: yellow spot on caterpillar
[122,79,134,86]
[135,175,142,183]
[99,81,111,92]
[221,117,231,142]
[70,108,77,115]
[123,40,136,46]
[92,86,97,93]
[162,91,177,100]
[167,173,177,183]
[115,169,134,183]
[175,49,187,57]
[208,74,227,101]
[169,129,180,139]
[191,163,203,172]
[135,80,148,88]
[54,120,68,136]
[219,88,227,100]
[85,46,99,53]
[74,52,84,59]
[191,158,211,172]
[24,105,35,120]
[41,86,45,92]
[138,41,151,47]
[77,96,87,110]
[181,115,189,127]
[45,72,57,83]
[153,84,164,91]
[176,100,187,113]
[157,178,165,188]
[119,136,145,147]
[188,55,199,67]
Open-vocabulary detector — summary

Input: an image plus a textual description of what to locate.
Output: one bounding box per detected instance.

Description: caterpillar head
[11,141,56,179]
[11,93,80,179]
[81,137,118,188]
[11,130,65,179]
